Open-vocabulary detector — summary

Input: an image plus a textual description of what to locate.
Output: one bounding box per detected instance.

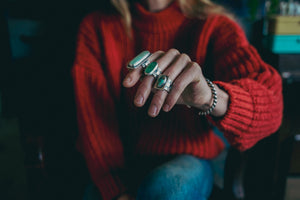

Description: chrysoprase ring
[144,61,162,78]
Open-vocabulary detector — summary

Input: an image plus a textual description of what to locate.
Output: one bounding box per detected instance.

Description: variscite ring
[154,74,172,92]
[127,51,151,69]
[144,61,162,78]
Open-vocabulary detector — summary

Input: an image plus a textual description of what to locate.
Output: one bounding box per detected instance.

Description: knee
[136,168,184,200]
[136,155,213,200]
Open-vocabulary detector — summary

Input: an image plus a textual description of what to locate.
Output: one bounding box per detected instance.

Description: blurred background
[0,0,299,200]
[0,0,99,199]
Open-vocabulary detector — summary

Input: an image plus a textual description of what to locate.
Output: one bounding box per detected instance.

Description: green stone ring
[144,61,162,78]
[154,74,172,92]
[127,51,151,69]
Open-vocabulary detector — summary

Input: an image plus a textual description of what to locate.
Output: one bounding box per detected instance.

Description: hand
[123,49,228,117]
[117,193,135,200]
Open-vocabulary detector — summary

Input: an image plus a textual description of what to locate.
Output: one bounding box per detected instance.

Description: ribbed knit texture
[71,2,283,200]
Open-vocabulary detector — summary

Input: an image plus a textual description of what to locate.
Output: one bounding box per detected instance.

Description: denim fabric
[83,155,213,200]
[136,155,213,200]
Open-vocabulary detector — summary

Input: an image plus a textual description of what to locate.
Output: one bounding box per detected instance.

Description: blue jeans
[83,155,213,200]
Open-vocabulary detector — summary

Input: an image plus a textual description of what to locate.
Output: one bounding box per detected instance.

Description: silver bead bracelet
[198,79,218,116]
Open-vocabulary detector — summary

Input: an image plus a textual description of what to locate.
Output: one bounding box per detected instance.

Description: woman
[72,0,283,199]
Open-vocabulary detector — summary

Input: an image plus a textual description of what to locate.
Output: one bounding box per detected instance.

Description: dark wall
[1,1,110,199]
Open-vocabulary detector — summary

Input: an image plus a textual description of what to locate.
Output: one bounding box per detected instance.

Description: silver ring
[144,61,162,78]
[141,59,150,69]
[127,51,151,69]
[154,74,172,92]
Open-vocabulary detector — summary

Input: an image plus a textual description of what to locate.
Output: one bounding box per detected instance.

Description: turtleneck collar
[132,0,187,33]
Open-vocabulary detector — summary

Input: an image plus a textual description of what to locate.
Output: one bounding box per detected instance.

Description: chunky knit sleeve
[72,14,126,200]
[208,16,283,151]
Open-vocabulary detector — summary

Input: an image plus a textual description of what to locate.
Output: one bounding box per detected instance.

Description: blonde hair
[110,0,233,34]
[178,0,232,18]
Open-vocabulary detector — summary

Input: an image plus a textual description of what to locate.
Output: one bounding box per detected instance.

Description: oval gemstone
[145,62,157,75]
[157,75,167,88]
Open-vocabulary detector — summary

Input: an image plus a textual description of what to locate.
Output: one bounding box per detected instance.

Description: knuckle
[168,48,180,56]
[189,62,201,75]
[180,53,191,62]
[165,94,176,106]
[151,51,165,59]
[171,81,183,91]
[153,92,165,105]
[190,62,199,69]
[138,82,151,93]
[156,50,165,55]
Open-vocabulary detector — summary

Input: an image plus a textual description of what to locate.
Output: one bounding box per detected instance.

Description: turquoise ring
[144,61,162,78]
[154,74,172,92]
[127,51,151,69]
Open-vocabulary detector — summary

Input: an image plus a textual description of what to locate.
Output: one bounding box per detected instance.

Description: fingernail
[149,105,158,117]
[135,95,143,105]
[163,104,170,112]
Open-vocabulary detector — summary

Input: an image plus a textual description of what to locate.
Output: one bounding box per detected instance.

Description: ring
[127,51,151,69]
[141,59,150,68]
[144,61,162,78]
[154,74,172,92]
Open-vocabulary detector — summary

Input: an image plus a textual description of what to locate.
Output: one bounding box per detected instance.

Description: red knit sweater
[72,2,283,200]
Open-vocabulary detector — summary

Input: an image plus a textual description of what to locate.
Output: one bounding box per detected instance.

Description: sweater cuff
[207,81,254,139]
[94,173,127,200]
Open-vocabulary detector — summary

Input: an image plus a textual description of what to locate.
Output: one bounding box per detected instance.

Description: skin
[118,0,229,199]
[123,49,229,118]
[139,0,174,12]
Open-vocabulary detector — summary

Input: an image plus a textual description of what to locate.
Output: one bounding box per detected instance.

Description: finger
[154,48,180,72]
[163,62,201,111]
[148,53,191,116]
[123,51,163,88]
[117,195,130,200]
[134,49,180,108]
[134,75,154,107]
[162,53,191,80]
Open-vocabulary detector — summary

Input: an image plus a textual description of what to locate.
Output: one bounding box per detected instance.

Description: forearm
[206,76,283,151]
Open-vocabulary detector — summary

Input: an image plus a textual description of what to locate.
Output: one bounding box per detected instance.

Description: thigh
[136,155,214,200]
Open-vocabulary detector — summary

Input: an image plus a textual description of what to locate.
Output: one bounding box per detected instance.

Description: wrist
[210,84,229,117]
[186,80,229,117]
[197,79,218,116]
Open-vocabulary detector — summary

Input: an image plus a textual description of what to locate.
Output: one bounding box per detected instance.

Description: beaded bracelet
[198,79,218,116]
